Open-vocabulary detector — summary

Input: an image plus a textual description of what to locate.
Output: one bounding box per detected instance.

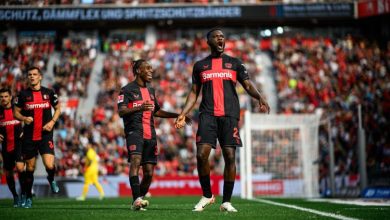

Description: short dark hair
[132,59,147,76]
[206,27,223,40]
[27,66,42,75]
[0,87,11,95]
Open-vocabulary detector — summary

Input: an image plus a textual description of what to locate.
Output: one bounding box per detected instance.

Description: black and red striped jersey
[0,106,22,153]
[117,81,161,140]
[15,87,59,141]
[192,54,249,119]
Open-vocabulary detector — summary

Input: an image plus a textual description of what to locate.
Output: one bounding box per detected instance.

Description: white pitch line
[252,198,360,220]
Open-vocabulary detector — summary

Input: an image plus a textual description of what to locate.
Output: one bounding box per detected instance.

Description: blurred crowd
[1,32,389,193]
[269,35,390,192]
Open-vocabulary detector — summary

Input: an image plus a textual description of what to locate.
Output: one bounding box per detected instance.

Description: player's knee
[224,154,236,165]
[196,154,207,163]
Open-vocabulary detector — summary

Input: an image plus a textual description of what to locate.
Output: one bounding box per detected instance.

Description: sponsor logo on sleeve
[117,95,124,103]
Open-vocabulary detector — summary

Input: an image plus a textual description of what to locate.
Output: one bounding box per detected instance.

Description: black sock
[222,181,235,203]
[140,175,152,197]
[18,171,26,195]
[46,167,56,183]
[130,176,140,202]
[25,171,34,198]
[6,173,18,198]
[199,175,212,198]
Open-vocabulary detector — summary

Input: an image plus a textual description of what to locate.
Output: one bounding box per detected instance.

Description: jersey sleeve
[236,59,250,85]
[152,89,161,113]
[192,62,202,87]
[14,91,25,109]
[117,88,131,109]
[50,89,59,107]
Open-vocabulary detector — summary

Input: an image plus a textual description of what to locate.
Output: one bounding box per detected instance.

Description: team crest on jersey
[43,94,49,100]
[225,63,232,68]
[203,65,209,69]
[117,95,124,103]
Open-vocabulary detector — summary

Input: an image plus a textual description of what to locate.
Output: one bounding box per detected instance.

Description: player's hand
[24,117,34,125]
[0,134,4,143]
[43,120,55,131]
[175,114,186,129]
[259,99,270,114]
[141,100,154,112]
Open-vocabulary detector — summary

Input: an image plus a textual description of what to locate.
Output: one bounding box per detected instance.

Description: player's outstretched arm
[175,84,200,129]
[14,106,34,125]
[241,79,270,114]
[154,110,192,125]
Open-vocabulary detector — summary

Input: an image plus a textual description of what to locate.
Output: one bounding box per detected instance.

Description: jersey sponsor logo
[117,95,124,103]
[201,71,233,81]
[0,120,21,127]
[225,63,232,68]
[24,102,51,110]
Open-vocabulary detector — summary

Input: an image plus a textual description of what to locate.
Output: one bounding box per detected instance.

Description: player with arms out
[76,143,105,201]
[0,88,25,207]
[118,59,191,211]
[175,28,270,212]
[14,67,62,208]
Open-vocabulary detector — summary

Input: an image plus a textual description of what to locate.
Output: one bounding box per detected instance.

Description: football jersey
[86,148,99,170]
[192,54,249,119]
[117,81,161,140]
[15,87,59,141]
[0,106,22,152]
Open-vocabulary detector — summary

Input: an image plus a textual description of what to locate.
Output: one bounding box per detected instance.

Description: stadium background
[0,0,389,200]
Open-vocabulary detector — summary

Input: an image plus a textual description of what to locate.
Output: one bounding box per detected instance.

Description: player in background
[76,143,105,201]
[175,28,270,212]
[14,67,62,208]
[0,88,25,207]
[118,59,191,211]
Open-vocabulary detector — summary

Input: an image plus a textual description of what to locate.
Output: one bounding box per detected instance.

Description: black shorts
[126,133,157,165]
[1,141,23,170]
[196,113,242,148]
[22,134,55,160]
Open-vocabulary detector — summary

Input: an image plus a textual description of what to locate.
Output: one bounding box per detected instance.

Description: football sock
[140,175,152,197]
[6,173,18,198]
[25,170,34,198]
[18,171,26,195]
[222,181,235,203]
[199,175,212,198]
[46,167,56,183]
[130,176,141,201]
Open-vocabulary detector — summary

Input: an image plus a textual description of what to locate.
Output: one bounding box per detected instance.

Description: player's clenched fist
[23,116,34,125]
[141,100,154,111]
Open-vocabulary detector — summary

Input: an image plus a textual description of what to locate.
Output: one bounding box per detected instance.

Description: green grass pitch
[1,196,389,220]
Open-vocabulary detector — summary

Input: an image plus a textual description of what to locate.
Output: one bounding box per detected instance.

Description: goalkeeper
[77,143,104,201]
